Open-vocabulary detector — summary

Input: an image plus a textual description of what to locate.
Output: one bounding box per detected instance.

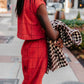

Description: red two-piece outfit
[17,0,48,84]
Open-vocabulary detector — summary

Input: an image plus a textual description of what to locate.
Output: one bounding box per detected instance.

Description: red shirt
[17,0,46,40]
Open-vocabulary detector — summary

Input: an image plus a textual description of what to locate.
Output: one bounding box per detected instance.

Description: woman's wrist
[55,30,59,40]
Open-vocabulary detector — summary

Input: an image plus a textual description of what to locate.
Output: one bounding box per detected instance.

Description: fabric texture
[17,0,46,40]
[21,38,48,84]
[46,20,82,74]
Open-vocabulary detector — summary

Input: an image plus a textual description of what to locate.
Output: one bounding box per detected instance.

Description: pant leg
[21,38,48,84]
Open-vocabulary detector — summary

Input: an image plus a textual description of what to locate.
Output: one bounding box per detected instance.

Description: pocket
[22,58,28,74]
[22,57,36,80]
[21,41,26,56]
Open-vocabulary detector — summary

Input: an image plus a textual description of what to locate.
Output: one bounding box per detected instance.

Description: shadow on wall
[62,81,84,84]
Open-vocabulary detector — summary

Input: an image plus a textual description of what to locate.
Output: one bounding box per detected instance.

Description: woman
[15,0,63,84]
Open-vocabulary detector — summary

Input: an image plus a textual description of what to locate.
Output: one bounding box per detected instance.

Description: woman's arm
[37,4,59,41]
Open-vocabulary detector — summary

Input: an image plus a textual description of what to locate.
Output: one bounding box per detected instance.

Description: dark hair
[15,0,24,16]
[44,0,47,5]
[15,0,46,16]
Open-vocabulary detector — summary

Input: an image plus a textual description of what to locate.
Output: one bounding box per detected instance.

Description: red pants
[21,38,48,84]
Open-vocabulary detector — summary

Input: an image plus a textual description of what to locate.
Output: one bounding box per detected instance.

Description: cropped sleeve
[33,0,46,14]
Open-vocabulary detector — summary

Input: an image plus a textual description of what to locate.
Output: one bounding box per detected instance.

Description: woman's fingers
[54,38,63,48]
[58,38,63,43]
[60,44,63,48]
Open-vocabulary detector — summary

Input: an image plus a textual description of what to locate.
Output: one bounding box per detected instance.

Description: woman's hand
[54,38,63,48]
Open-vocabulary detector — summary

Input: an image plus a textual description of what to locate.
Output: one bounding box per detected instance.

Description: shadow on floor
[62,81,84,84]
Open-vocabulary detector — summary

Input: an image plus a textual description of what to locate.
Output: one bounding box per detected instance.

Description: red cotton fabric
[17,0,48,84]
[21,38,48,84]
[17,0,46,40]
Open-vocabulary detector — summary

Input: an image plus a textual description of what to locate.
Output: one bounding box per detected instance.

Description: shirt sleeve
[33,0,46,14]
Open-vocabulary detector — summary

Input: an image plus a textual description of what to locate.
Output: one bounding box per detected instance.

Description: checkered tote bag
[46,20,82,74]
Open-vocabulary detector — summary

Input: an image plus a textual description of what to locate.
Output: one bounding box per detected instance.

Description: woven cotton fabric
[46,20,82,74]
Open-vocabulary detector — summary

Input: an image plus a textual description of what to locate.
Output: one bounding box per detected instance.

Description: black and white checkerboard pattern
[46,20,82,74]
